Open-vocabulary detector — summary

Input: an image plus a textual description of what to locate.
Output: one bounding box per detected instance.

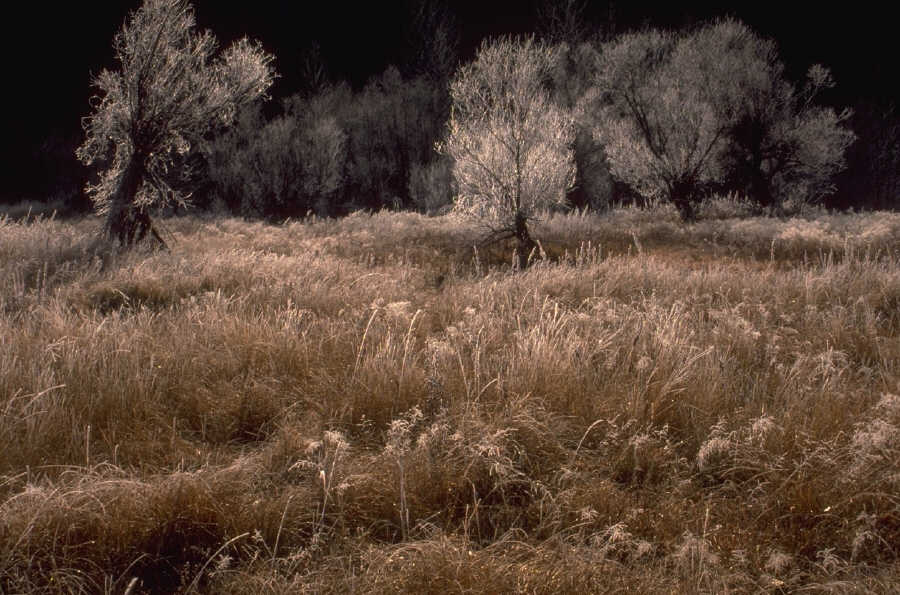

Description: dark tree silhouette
[536,0,590,45]
[405,0,459,82]
[722,63,856,212]
[837,102,900,210]
[77,0,275,247]
[208,98,346,219]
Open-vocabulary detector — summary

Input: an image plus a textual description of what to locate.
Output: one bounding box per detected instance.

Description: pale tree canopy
[77,0,276,246]
[723,62,855,209]
[441,36,575,267]
[595,23,747,219]
[594,19,854,219]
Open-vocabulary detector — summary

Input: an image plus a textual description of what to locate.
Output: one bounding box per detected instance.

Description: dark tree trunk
[105,154,166,249]
[747,142,778,211]
[670,179,698,222]
[514,212,536,269]
[732,115,776,211]
[750,167,773,209]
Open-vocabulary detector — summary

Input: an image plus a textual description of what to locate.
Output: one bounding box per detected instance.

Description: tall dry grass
[1,207,899,592]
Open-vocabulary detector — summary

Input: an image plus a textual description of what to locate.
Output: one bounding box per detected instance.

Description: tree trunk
[104,154,166,249]
[670,179,697,222]
[748,146,776,211]
[514,212,536,270]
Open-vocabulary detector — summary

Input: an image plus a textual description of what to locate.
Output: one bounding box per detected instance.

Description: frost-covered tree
[595,24,742,220]
[594,19,854,219]
[77,0,275,246]
[343,67,448,210]
[208,96,346,219]
[723,63,855,210]
[440,37,575,268]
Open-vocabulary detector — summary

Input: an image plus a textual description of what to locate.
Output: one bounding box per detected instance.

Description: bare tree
[594,19,854,219]
[594,25,734,220]
[440,37,575,268]
[405,0,459,81]
[536,0,589,44]
[77,0,276,247]
[723,63,855,211]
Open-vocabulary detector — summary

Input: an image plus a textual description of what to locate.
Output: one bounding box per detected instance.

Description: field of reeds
[2,205,899,593]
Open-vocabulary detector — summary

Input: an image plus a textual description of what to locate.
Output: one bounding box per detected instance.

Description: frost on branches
[593,19,854,220]
[441,37,575,269]
[77,0,276,247]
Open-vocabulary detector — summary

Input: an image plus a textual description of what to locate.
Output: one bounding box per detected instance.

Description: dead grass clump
[357,534,637,594]
[333,397,567,545]
[0,463,318,593]
[0,215,105,313]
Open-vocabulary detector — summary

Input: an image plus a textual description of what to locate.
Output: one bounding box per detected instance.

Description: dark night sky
[2,1,896,199]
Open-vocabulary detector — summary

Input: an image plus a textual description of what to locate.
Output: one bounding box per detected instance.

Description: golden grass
[2,207,899,592]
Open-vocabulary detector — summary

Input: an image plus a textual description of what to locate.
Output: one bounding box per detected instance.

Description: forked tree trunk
[514,212,537,269]
[104,154,166,249]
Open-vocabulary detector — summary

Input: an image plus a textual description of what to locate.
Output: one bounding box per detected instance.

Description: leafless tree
[440,37,575,268]
[77,0,276,247]
[536,0,589,44]
[593,19,854,219]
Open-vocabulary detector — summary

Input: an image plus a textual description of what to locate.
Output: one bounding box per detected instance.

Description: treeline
[204,67,453,218]
[18,2,900,217]
[198,20,892,220]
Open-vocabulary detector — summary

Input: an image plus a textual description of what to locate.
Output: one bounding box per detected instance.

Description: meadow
[1,205,899,593]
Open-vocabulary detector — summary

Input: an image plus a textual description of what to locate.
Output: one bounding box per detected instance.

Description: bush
[210,69,451,217]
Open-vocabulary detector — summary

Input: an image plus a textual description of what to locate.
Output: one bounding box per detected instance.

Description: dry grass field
[2,205,899,593]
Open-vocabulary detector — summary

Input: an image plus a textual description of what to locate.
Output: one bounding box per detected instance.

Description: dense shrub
[408,156,455,214]
[207,68,450,218]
